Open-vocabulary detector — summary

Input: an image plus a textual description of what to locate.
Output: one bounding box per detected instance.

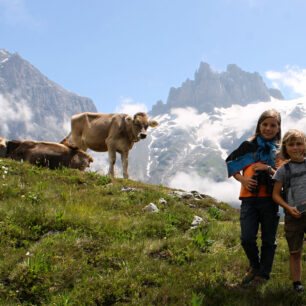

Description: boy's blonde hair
[249,109,281,144]
[281,129,306,159]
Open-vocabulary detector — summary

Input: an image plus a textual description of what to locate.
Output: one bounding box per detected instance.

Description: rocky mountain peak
[0,50,97,141]
[151,62,284,116]
[226,63,242,73]
[194,62,216,81]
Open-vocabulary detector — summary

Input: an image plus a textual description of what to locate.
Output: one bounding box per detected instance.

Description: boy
[272,129,306,293]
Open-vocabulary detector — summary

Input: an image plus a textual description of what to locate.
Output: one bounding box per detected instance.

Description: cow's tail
[60,132,72,145]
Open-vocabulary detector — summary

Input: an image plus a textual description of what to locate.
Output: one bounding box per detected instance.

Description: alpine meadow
[0,159,305,305]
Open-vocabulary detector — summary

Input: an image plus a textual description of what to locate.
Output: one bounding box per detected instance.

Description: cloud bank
[0,94,33,135]
[266,65,306,98]
[115,97,148,115]
[168,171,241,208]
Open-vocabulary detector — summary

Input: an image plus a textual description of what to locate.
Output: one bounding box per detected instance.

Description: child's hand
[287,206,302,218]
[241,176,258,192]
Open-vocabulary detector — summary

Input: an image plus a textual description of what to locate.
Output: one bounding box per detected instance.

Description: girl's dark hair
[249,109,281,144]
[281,129,306,159]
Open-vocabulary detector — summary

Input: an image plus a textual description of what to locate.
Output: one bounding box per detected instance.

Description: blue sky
[1,0,306,114]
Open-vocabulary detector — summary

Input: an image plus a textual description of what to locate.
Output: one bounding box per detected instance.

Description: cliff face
[151,62,284,115]
[0,49,97,141]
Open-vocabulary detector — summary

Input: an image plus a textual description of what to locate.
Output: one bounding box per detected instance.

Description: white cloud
[170,107,209,129]
[115,97,148,115]
[0,94,32,121]
[167,102,277,156]
[0,94,33,136]
[265,65,306,97]
[87,151,125,178]
[62,118,71,135]
[168,171,241,207]
[87,151,109,175]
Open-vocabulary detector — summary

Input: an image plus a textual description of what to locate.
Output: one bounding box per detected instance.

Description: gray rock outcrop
[151,62,284,115]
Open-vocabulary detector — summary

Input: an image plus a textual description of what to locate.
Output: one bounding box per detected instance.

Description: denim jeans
[240,197,280,279]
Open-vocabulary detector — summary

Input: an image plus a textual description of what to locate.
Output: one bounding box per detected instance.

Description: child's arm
[272,181,301,218]
[233,172,257,192]
[252,163,276,174]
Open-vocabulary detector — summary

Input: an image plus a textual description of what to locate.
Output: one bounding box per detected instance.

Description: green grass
[0,159,305,305]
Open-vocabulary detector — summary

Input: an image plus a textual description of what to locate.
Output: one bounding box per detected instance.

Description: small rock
[159,198,167,204]
[191,190,208,199]
[170,190,193,199]
[190,215,203,229]
[169,191,183,199]
[181,192,194,199]
[143,203,159,213]
[121,186,136,193]
[187,203,196,208]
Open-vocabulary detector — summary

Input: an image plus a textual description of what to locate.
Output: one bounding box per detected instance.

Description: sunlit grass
[0,158,305,305]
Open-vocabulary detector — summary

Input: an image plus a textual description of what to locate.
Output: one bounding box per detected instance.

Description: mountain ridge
[0,49,97,141]
[151,62,284,115]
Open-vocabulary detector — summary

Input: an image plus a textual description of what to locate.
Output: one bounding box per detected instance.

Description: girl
[272,129,306,293]
[226,109,281,286]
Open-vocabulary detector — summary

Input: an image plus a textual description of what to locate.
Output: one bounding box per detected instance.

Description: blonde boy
[272,129,306,293]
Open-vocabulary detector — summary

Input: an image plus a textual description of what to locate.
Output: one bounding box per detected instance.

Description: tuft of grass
[0,158,305,305]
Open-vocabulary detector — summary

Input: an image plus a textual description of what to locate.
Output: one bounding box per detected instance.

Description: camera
[250,170,274,194]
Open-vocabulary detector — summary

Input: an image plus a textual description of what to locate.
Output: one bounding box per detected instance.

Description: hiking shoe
[294,283,304,293]
[242,267,258,284]
[248,276,268,287]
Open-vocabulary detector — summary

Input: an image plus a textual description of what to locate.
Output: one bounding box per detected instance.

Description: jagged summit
[0,49,97,141]
[151,62,284,115]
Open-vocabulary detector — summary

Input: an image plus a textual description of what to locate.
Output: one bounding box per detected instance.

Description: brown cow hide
[8,140,93,170]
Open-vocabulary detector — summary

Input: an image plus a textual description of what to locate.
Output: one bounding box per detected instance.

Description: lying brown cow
[61,112,158,178]
[7,140,93,170]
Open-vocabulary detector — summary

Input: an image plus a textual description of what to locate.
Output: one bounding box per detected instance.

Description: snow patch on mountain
[128,96,306,206]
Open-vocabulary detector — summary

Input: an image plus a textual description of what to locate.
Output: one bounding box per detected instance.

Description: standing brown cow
[61,112,158,178]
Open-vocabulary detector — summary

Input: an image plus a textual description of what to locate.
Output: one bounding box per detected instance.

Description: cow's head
[126,112,158,141]
[0,137,8,158]
[71,150,94,171]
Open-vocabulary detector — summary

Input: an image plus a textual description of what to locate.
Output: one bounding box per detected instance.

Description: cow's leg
[108,148,116,177]
[121,151,129,179]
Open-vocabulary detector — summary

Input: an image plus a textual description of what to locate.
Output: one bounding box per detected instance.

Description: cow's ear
[125,116,133,125]
[149,120,158,128]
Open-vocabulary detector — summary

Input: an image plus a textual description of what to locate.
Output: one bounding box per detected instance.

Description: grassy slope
[0,159,305,305]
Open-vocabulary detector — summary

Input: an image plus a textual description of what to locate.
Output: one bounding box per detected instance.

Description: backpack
[282,161,306,203]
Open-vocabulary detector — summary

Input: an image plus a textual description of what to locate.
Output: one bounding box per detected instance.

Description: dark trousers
[240,197,280,279]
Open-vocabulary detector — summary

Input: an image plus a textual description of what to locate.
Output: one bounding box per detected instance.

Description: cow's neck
[125,122,138,143]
